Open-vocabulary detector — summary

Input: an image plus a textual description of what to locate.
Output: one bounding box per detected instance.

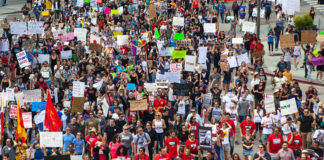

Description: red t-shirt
[187,123,200,139]
[134,154,150,160]
[240,120,256,135]
[180,153,194,160]
[85,134,97,151]
[165,137,180,158]
[220,119,236,136]
[267,134,283,153]
[185,139,199,152]
[154,153,171,160]
[153,98,166,113]
[287,134,302,151]
[192,0,198,8]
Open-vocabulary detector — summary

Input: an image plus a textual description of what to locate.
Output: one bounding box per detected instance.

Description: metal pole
[257,0,261,39]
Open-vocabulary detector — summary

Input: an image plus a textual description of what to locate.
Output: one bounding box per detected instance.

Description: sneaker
[235,141,239,145]
[300,66,304,68]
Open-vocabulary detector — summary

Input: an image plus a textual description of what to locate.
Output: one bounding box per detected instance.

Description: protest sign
[6,88,15,101]
[170,63,182,72]
[280,98,298,116]
[202,93,212,107]
[45,155,70,160]
[204,23,216,33]
[198,47,207,64]
[173,83,193,96]
[282,0,300,15]
[61,33,75,42]
[264,94,275,113]
[199,126,213,151]
[111,9,119,15]
[89,43,103,52]
[242,21,256,33]
[90,26,99,34]
[227,16,234,21]
[144,83,157,92]
[174,33,184,40]
[301,30,317,44]
[0,23,10,29]
[317,35,324,42]
[61,50,73,59]
[172,50,186,59]
[72,97,85,113]
[63,101,71,108]
[165,72,181,83]
[28,21,44,34]
[23,89,42,102]
[40,132,63,147]
[113,32,123,38]
[15,92,24,105]
[10,105,17,119]
[232,38,243,44]
[185,55,196,72]
[22,112,32,128]
[74,28,87,42]
[10,22,27,34]
[70,155,82,160]
[90,0,96,8]
[127,83,136,90]
[148,5,157,18]
[227,56,238,68]
[237,53,249,66]
[77,0,84,7]
[38,54,50,64]
[163,47,174,57]
[253,51,265,58]
[117,35,128,45]
[122,15,132,21]
[252,8,265,18]
[42,11,49,16]
[0,39,9,51]
[310,57,324,66]
[53,30,67,40]
[220,62,230,72]
[173,17,184,26]
[129,99,147,111]
[16,51,31,68]
[280,34,295,48]
[22,39,35,50]
[32,102,46,112]
[156,79,169,88]
[90,34,101,43]
[91,18,97,25]
[73,81,85,97]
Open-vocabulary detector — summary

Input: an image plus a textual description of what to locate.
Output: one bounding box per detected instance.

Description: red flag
[16,100,27,143]
[44,91,62,131]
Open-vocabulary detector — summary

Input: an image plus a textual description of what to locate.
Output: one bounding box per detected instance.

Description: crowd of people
[0,0,323,160]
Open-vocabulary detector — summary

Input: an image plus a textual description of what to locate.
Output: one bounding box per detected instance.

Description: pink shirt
[109,142,123,158]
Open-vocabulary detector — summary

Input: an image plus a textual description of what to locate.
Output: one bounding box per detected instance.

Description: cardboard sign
[253,50,265,58]
[89,43,103,52]
[280,98,298,116]
[73,81,85,97]
[129,99,147,111]
[148,5,157,18]
[10,105,17,119]
[22,112,32,128]
[317,35,324,42]
[301,30,317,44]
[1,23,10,29]
[22,39,35,50]
[170,63,182,72]
[280,34,295,48]
[40,132,63,147]
[22,89,42,102]
[156,79,169,88]
[265,94,275,113]
[185,55,196,72]
[16,51,31,68]
[122,15,132,21]
[72,97,85,113]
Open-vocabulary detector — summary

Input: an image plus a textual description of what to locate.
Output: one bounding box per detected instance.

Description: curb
[248,66,324,87]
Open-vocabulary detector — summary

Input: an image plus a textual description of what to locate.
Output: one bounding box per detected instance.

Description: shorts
[222,144,230,152]
[263,134,270,143]
[293,55,300,58]
[255,122,263,131]
[242,149,253,156]
[239,19,245,25]
[269,153,279,160]
[223,80,230,84]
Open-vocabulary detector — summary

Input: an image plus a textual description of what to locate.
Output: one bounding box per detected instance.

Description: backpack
[135,133,150,144]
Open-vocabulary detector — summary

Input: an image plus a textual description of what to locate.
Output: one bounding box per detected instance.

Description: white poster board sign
[242,21,256,33]
[117,35,128,46]
[22,112,32,128]
[232,38,243,44]
[203,23,216,33]
[22,89,42,102]
[28,21,44,34]
[237,54,250,66]
[173,17,184,26]
[38,54,50,64]
[185,55,196,72]
[10,22,27,34]
[6,88,15,101]
[16,51,31,68]
[74,28,87,42]
[252,8,265,18]
[280,98,298,116]
[170,63,182,72]
[282,0,300,15]
[53,30,67,40]
[156,79,169,88]
[144,83,157,92]
[73,81,85,97]
[264,94,275,113]
[227,56,238,68]
[40,132,63,147]
[61,50,72,59]
[198,47,207,64]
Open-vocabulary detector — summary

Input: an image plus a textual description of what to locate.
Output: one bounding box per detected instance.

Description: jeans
[263,134,270,143]
[1,0,5,6]
[239,115,247,123]
[127,147,132,156]
[156,132,164,153]
[220,12,225,23]
[306,64,312,81]
[268,42,273,51]
[229,135,234,155]
[275,36,280,49]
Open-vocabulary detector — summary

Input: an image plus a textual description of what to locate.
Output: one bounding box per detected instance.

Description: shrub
[294,14,314,29]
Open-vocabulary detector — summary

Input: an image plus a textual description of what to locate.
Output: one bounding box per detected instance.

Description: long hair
[116,145,128,156]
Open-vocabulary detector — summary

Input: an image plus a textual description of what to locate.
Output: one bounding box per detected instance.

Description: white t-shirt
[254,109,263,123]
[261,116,273,134]
[271,112,281,127]
[177,100,186,115]
[168,88,175,101]
[222,128,230,144]
[222,93,238,113]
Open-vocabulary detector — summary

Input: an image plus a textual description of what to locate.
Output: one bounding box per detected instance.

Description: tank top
[254,109,263,123]
[154,120,164,133]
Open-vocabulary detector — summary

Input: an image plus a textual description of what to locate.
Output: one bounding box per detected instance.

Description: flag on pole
[44,91,62,132]
[16,100,27,143]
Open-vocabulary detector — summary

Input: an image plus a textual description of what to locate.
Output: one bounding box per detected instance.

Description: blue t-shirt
[63,133,75,152]
[219,4,226,13]
[267,32,274,42]
[32,140,44,160]
[72,139,85,155]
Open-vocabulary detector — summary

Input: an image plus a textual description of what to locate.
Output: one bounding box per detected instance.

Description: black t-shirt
[87,87,97,101]
[144,129,157,148]
[115,120,126,133]
[298,115,314,132]
[104,125,119,142]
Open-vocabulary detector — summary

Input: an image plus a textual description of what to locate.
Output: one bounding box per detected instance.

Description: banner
[73,81,85,97]
[28,21,44,34]
[10,22,27,34]
[16,51,31,68]
[280,98,298,116]
[156,79,169,88]
[203,23,216,33]
[172,50,186,59]
[185,55,196,72]
[10,105,17,119]
[22,89,42,102]
[22,112,32,128]
[264,94,275,113]
[32,102,46,112]
[310,57,324,66]
[61,50,73,59]
[173,17,184,26]
[129,99,147,111]
[199,126,213,151]
[301,30,317,44]
[242,21,256,33]
[170,63,182,72]
[40,132,63,147]
[72,97,85,113]
[280,34,295,48]
[144,83,157,92]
